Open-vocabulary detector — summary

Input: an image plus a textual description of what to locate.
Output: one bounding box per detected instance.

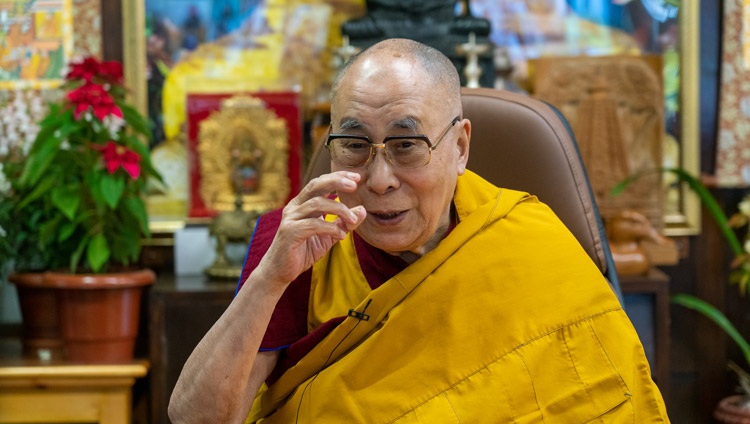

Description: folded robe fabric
[246,170,669,423]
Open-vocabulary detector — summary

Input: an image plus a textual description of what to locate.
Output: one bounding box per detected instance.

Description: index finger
[292,171,361,205]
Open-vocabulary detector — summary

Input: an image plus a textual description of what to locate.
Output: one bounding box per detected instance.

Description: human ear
[455,118,471,175]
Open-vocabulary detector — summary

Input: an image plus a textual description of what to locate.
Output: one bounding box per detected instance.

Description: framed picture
[122,0,699,236]
[0,0,103,176]
[120,0,362,232]
[468,0,700,236]
[0,0,73,89]
[184,90,302,219]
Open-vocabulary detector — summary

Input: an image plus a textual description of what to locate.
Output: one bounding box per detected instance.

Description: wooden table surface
[0,337,149,424]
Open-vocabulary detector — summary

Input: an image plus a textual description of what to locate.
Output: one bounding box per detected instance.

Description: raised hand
[168,173,367,424]
[253,171,367,289]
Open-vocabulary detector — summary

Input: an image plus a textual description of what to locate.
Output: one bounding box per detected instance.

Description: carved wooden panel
[533,55,664,229]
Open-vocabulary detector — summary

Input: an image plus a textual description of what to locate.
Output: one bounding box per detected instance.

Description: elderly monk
[169,38,669,423]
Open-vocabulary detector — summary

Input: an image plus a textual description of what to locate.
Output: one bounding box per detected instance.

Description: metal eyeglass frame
[325,116,461,168]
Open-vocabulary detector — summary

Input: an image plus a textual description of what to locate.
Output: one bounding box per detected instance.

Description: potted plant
[0,89,63,360]
[674,174,750,422]
[615,168,750,421]
[672,294,750,422]
[8,56,162,363]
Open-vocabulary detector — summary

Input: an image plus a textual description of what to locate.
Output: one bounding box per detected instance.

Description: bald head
[331,39,462,110]
[326,38,471,257]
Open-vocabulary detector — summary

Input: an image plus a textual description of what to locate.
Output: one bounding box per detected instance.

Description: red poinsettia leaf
[93,141,141,179]
[100,61,124,83]
[73,103,88,119]
[121,159,141,180]
[92,104,122,121]
[109,105,123,119]
[106,157,121,174]
[66,57,101,82]
[67,82,122,122]
[93,141,120,174]
[93,107,106,122]
[92,140,116,155]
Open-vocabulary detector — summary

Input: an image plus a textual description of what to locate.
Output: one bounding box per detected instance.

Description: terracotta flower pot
[8,272,64,361]
[715,394,750,424]
[44,269,156,364]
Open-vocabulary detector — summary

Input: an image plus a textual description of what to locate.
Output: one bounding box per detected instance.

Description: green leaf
[18,135,63,187]
[672,294,750,369]
[19,108,86,188]
[740,272,750,297]
[86,171,107,211]
[123,195,150,236]
[100,173,125,209]
[86,233,110,273]
[70,234,89,273]
[51,185,81,220]
[17,175,57,209]
[110,206,146,263]
[665,168,743,255]
[125,134,150,157]
[39,214,63,248]
[57,220,78,243]
[31,105,71,144]
[124,134,164,185]
[609,169,658,197]
[119,102,151,136]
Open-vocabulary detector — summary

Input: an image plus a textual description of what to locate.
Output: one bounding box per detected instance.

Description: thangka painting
[0,0,99,189]
[0,0,74,89]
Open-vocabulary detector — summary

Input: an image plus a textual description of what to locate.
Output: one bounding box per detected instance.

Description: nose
[365,146,400,194]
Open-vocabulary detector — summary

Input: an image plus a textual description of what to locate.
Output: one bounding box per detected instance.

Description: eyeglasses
[325,116,460,169]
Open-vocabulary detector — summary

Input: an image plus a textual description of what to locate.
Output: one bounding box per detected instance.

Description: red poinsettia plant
[15,56,161,273]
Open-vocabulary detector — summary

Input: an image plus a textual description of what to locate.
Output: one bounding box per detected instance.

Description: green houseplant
[16,56,161,273]
[615,168,750,419]
[4,56,162,363]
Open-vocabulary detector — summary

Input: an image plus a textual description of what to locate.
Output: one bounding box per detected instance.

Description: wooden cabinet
[148,275,235,424]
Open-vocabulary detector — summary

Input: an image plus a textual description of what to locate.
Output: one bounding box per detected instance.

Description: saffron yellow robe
[248,170,669,423]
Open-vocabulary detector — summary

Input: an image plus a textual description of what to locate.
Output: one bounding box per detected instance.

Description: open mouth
[370,210,407,223]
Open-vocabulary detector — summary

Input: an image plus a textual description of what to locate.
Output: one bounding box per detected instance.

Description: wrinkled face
[330,55,470,256]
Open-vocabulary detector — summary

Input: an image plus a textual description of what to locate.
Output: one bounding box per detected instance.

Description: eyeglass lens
[329,137,431,168]
[327,117,458,168]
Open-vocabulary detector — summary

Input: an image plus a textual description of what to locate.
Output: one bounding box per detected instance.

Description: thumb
[351,205,367,224]
[339,205,367,233]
